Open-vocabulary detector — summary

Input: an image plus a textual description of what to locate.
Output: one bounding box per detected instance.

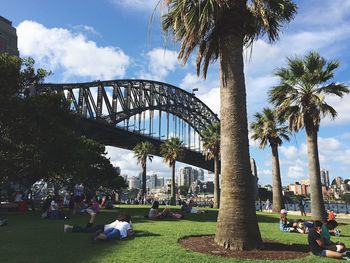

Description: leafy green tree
[160,137,184,205]
[161,0,297,249]
[133,141,154,203]
[269,51,349,220]
[0,54,126,196]
[202,122,220,209]
[0,54,52,187]
[250,107,289,213]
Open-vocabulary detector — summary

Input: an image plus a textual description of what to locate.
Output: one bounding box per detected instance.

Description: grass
[0,205,349,263]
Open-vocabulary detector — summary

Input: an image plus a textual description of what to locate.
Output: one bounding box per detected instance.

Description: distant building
[197,169,204,181]
[250,158,259,199]
[128,177,141,189]
[0,16,19,56]
[178,167,200,187]
[289,182,310,196]
[320,169,330,187]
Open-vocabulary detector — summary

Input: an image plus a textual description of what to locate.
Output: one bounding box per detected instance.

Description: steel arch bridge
[36,79,220,171]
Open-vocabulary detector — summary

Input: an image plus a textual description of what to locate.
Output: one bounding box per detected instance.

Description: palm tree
[268,51,349,221]
[160,137,184,205]
[133,141,154,203]
[161,0,297,250]
[202,122,220,209]
[250,107,290,213]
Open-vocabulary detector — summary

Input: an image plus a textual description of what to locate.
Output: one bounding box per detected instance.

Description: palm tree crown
[133,141,154,166]
[250,107,289,148]
[160,137,184,166]
[268,51,349,131]
[162,0,297,78]
[202,122,220,160]
[268,51,349,220]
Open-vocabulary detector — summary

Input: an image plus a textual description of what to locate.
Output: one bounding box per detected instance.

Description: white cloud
[318,137,342,152]
[139,48,182,81]
[280,145,299,160]
[258,169,271,177]
[17,20,130,81]
[323,93,350,125]
[287,164,306,179]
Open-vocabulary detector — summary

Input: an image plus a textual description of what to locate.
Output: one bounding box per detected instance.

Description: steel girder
[36,79,219,139]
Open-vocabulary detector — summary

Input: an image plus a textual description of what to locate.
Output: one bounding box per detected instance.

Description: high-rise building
[197,169,205,181]
[178,167,201,187]
[320,169,329,187]
[128,177,141,189]
[0,16,19,56]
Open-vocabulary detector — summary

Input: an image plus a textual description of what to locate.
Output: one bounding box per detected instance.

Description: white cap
[280,209,288,214]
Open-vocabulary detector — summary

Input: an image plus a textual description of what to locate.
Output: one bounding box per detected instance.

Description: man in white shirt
[93,216,134,241]
[64,213,134,241]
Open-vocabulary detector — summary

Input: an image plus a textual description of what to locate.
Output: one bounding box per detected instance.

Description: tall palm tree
[133,141,154,203]
[250,107,290,213]
[268,51,349,221]
[160,137,184,205]
[202,122,220,209]
[161,0,297,250]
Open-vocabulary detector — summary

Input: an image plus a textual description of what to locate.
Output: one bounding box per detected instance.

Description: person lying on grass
[321,220,346,253]
[148,200,183,219]
[308,220,350,260]
[64,213,134,241]
[92,213,134,241]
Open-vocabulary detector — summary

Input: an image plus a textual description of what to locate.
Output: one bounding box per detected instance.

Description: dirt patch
[179,235,310,260]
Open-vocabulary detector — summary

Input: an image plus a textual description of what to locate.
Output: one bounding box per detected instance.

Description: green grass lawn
[0,205,348,263]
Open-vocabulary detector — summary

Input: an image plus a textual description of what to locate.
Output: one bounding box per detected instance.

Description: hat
[280,209,288,214]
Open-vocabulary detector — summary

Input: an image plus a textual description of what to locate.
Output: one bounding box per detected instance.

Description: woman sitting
[148,201,183,219]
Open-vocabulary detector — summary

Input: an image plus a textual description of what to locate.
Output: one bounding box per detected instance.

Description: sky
[2,0,350,186]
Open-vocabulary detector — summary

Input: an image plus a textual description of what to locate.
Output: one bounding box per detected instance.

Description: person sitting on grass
[308,220,350,260]
[92,213,134,241]
[148,201,183,219]
[279,209,298,232]
[64,213,133,239]
[321,220,346,253]
[181,200,205,214]
[81,196,100,225]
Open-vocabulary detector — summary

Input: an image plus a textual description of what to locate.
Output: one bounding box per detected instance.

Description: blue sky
[3,0,350,186]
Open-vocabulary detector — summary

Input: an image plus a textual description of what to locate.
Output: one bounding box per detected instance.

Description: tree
[268,51,349,221]
[250,107,290,213]
[161,0,297,250]
[160,137,184,205]
[133,141,154,203]
[0,54,126,196]
[202,122,220,209]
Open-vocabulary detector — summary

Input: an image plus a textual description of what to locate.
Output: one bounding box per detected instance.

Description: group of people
[279,208,350,260]
[64,199,189,242]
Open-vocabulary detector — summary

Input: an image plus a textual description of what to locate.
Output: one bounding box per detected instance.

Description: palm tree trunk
[306,127,326,221]
[171,162,176,205]
[214,10,262,250]
[271,144,284,213]
[142,161,146,205]
[213,155,220,209]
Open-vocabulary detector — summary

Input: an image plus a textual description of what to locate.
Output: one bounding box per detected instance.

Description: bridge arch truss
[37,79,219,152]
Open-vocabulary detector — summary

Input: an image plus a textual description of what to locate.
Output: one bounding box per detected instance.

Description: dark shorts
[313,250,327,257]
[74,196,82,203]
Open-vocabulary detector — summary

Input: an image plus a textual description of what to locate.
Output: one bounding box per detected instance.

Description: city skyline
[2,0,350,185]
